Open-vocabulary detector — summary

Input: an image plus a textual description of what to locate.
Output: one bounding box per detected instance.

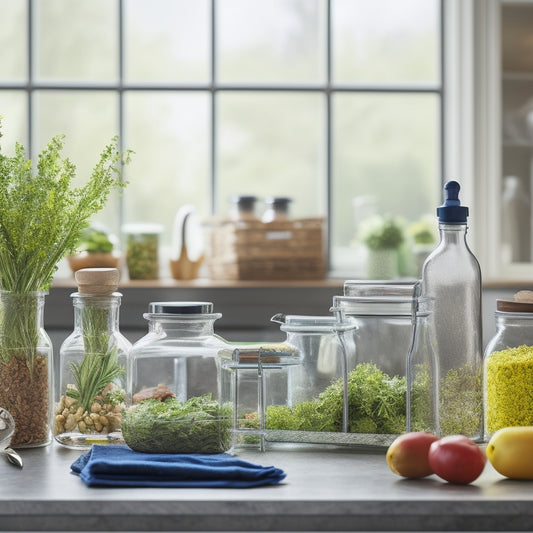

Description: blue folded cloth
[71,444,286,488]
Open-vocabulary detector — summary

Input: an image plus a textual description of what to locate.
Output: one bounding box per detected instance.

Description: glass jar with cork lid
[484,291,533,440]
[54,268,131,448]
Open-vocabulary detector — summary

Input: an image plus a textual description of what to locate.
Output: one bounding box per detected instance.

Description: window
[0,0,442,276]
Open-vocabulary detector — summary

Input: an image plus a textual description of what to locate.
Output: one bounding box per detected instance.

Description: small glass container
[123,223,163,280]
[230,195,259,221]
[262,197,292,223]
[484,297,533,440]
[55,268,131,448]
[126,301,232,454]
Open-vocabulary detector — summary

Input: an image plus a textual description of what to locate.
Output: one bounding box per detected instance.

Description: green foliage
[77,226,114,254]
[358,215,405,250]
[0,128,129,293]
[67,304,124,413]
[266,363,408,435]
[407,218,437,245]
[122,395,233,454]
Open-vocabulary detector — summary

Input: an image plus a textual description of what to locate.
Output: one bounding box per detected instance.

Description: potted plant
[358,215,405,279]
[67,225,120,273]
[407,218,437,276]
[0,124,129,447]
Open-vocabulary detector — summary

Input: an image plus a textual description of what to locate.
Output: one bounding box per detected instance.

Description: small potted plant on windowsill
[67,226,120,274]
[407,217,437,277]
[358,215,405,280]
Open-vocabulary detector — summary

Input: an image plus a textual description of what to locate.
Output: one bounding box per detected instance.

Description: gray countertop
[0,442,530,532]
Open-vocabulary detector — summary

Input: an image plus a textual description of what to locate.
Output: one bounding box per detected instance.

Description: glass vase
[0,291,53,448]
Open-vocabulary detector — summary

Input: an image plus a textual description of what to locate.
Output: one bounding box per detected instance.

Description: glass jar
[230,195,259,221]
[407,295,439,435]
[0,290,53,448]
[484,298,533,440]
[262,197,292,223]
[126,301,232,454]
[329,281,417,440]
[123,223,163,280]
[55,268,131,448]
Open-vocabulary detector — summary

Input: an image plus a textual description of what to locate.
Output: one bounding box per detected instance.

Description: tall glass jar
[484,297,533,440]
[407,295,439,435]
[55,268,130,448]
[125,301,232,454]
[0,290,53,448]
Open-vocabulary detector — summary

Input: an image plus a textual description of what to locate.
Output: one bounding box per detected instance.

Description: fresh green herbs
[266,363,407,434]
[122,395,233,454]
[0,125,129,366]
[77,226,114,254]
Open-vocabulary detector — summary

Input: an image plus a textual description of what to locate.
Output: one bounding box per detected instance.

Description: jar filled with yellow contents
[484,292,533,440]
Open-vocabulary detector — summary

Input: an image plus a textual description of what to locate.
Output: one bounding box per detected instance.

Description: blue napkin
[71,444,286,488]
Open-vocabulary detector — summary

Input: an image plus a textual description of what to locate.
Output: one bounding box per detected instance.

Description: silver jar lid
[148,301,214,314]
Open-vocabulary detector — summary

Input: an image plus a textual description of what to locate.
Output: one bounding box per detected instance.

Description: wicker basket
[206,218,326,280]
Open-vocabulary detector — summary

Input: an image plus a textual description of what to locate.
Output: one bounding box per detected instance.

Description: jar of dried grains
[484,292,533,440]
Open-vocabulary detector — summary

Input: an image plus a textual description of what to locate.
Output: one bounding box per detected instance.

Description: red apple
[386,432,439,478]
[428,435,486,484]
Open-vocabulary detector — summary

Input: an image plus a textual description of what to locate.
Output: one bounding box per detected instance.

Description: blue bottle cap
[436,180,469,224]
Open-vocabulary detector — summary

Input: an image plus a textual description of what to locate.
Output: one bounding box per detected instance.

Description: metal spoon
[0,408,22,468]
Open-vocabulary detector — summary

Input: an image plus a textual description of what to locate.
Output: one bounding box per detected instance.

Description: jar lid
[496,300,533,313]
[265,196,292,206]
[148,301,214,314]
[75,268,119,295]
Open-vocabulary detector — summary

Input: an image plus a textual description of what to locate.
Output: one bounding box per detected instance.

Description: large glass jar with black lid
[125,301,232,454]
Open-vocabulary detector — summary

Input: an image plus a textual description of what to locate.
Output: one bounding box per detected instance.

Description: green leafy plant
[122,395,233,454]
[358,215,405,250]
[76,226,115,254]
[407,218,437,245]
[0,124,129,366]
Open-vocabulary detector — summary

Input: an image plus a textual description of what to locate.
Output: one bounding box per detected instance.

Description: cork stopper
[75,268,120,295]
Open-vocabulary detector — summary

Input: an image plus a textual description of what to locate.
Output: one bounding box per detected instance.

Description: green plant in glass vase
[0,124,129,447]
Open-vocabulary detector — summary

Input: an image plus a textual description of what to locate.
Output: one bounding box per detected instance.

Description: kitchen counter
[0,442,531,532]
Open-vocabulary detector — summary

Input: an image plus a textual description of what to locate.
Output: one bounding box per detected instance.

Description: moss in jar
[486,345,533,433]
[122,394,232,454]
[439,363,482,436]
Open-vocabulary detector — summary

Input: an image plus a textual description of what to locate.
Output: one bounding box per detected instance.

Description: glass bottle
[0,290,53,448]
[55,268,131,448]
[407,292,439,435]
[484,296,533,439]
[126,301,232,454]
[420,180,483,440]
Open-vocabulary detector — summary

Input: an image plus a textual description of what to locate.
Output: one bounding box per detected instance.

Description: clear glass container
[55,269,130,448]
[421,181,483,440]
[484,298,533,440]
[126,301,232,454]
[123,223,163,280]
[262,197,292,222]
[219,340,301,451]
[0,290,53,448]
[329,281,417,443]
[407,294,439,435]
[229,195,258,221]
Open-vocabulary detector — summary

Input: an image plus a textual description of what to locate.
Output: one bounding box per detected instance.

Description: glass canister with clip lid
[484,292,533,440]
[55,268,131,448]
[125,301,232,454]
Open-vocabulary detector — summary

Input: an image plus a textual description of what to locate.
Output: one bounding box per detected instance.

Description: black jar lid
[265,196,292,206]
[148,301,213,314]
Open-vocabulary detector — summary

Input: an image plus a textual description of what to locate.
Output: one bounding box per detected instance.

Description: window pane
[124,0,210,83]
[331,93,440,271]
[216,92,325,218]
[0,91,28,154]
[0,0,27,81]
[34,0,118,82]
[123,91,210,238]
[332,0,439,84]
[33,90,119,230]
[217,0,326,83]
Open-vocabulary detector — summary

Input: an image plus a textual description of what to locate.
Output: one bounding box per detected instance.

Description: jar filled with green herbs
[55,268,131,448]
[125,302,232,454]
[484,293,533,440]
[123,223,162,280]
